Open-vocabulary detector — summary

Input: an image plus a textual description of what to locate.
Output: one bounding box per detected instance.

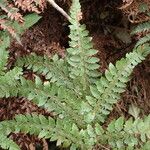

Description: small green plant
[0,0,150,149]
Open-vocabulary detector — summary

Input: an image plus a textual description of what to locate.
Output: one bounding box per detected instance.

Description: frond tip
[67,0,100,92]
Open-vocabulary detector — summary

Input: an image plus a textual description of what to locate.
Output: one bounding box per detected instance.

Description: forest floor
[0,0,150,149]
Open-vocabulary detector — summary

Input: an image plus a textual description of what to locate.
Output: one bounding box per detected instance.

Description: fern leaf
[84,44,150,123]
[0,114,92,150]
[17,77,86,127]
[0,120,19,150]
[135,33,150,47]
[0,67,22,98]
[131,21,150,47]
[16,53,71,87]
[0,134,20,150]
[67,0,100,92]
[0,0,150,149]
[131,21,150,34]
[2,114,150,150]
[105,115,150,149]
[16,52,84,97]
[11,13,41,35]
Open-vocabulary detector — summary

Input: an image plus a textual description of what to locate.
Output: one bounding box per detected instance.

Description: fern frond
[0,134,20,150]
[16,53,72,87]
[2,114,150,150]
[0,67,22,98]
[0,0,42,44]
[84,44,150,123]
[15,52,87,96]
[104,116,150,149]
[131,21,150,34]
[67,0,100,92]
[135,33,150,47]
[0,0,150,149]
[0,114,93,150]
[16,77,86,127]
[80,116,150,149]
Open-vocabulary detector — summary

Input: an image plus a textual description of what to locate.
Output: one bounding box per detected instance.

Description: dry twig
[47,0,70,20]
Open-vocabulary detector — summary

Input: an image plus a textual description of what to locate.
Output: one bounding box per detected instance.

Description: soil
[0,0,150,149]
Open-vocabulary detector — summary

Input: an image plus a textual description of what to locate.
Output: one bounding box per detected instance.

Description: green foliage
[131,21,150,47]
[138,2,149,13]
[2,114,150,150]
[0,114,93,150]
[104,115,150,149]
[86,44,150,123]
[0,0,150,149]
[17,76,86,128]
[132,21,150,34]
[135,33,150,47]
[11,13,42,35]
[16,53,71,87]
[0,67,22,98]
[67,0,100,93]
[0,135,20,150]
[0,11,41,44]
[131,2,150,47]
